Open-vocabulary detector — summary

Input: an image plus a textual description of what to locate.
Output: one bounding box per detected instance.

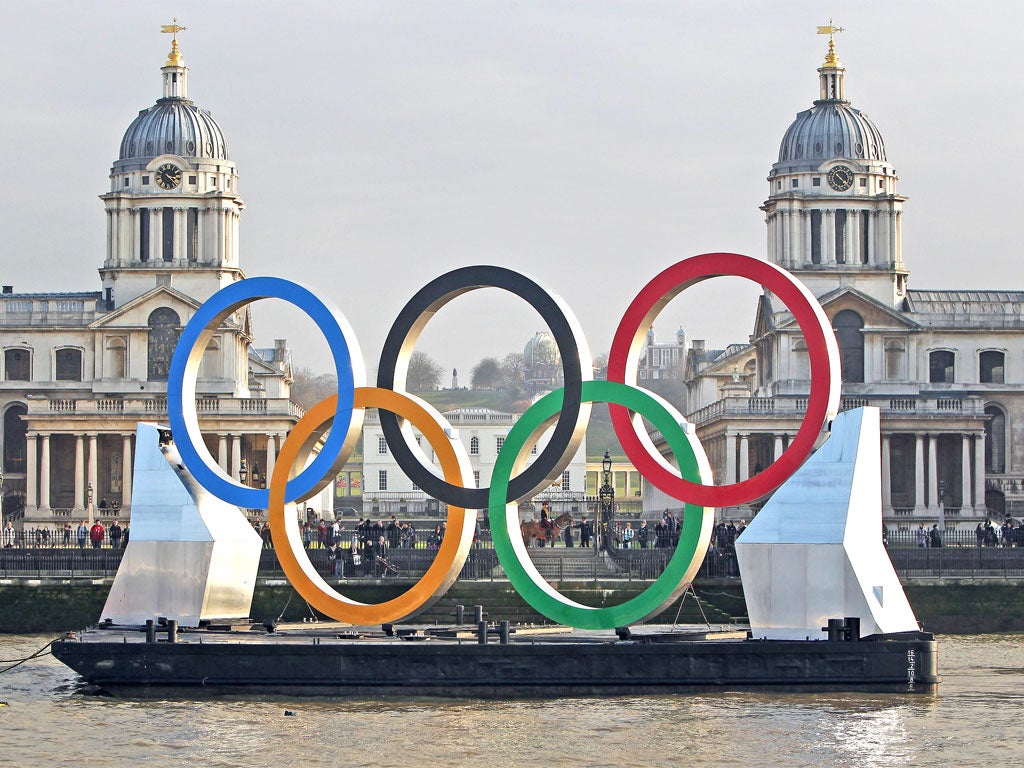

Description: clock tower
[99,26,244,310]
[761,31,908,308]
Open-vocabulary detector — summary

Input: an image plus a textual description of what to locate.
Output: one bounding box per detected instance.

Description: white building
[0,33,302,527]
[682,34,1024,529]
[362,406,587,517]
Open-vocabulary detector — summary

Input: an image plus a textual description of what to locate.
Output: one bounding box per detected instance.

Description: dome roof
[778,102,886,166]
[119,97,229,162]
[524,331,560,366]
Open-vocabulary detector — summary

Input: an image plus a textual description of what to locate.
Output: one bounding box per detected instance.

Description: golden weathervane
[816,19,844,67]
[161,19,187,67]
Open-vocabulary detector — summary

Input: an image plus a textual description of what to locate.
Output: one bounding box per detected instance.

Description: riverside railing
[6,544,1024,580]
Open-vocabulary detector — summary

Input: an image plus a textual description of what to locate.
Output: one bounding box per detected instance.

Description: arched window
[4,348,31,381]
[832,310,864,383]
[985,405,1006,474]
[3,403,27,473]
[147,307,181,381]
[980,351,1005,384]
[884,339,906,381]
[55,348,83,381]
[104,337,127,379]
[929,350,955,384]
[469,436,480,455]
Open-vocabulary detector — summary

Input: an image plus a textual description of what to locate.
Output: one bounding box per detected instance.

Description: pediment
[771,286,920,334]
[89,287,240,331]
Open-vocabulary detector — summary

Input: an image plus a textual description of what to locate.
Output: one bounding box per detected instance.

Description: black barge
[51,622,938,697]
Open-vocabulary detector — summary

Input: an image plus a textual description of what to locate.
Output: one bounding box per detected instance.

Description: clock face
[155,163,182,190]
[827,165,854,192]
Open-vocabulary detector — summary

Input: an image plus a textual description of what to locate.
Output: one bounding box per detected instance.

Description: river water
[1,633,1022,768]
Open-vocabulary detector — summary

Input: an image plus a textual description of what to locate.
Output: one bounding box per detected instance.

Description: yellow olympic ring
[268,387,476,624]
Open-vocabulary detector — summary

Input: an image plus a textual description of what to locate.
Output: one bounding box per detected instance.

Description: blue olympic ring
[167,276,364,508]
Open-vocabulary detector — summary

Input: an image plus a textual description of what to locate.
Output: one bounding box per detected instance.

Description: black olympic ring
[376,265,592,509]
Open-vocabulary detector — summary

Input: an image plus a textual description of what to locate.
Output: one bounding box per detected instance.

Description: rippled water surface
[2,634,1022,767]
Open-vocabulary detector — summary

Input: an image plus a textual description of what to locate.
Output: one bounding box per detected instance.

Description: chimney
[2,286,12,294]
[274,339,287,362]
[691,339,705,352]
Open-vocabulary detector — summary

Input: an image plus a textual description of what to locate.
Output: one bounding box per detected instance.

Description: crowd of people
[1,519,129,549]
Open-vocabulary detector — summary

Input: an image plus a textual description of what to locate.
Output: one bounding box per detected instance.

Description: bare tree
[406,350,443,391]
[471,357,502,389]
[500,352,525,392]
[290,367,338,411]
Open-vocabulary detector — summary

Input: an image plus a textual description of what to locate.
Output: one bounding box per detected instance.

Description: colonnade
[22,429,285,517]
[768,207,902,269]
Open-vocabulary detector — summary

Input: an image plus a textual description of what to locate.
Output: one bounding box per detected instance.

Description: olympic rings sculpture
[166,253,841,630]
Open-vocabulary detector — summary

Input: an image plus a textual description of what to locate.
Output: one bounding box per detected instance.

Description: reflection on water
[0,634,1020,768]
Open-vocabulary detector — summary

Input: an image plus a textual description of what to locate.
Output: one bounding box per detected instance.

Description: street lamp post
[239,458,248,486]
[599,450,614,552]
[938,479,946,536]
[87,482,94,526]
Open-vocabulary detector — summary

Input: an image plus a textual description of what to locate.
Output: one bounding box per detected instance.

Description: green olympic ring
[489,380,715,629]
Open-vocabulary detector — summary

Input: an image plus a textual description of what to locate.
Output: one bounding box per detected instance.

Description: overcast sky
[2,1,1019,382]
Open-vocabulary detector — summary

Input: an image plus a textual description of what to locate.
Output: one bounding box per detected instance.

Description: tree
[471,357,502,389]
[290,367,338,411]
[592,352,609,380]
[500,353,525,392]
[406,350,443,391]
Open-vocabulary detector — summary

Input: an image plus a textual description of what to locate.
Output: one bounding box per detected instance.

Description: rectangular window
[162,207,174,262]
[55,349,82,381]
[4,349,30,381]
[139,209,150,261]
[562,470,571,491]
[473,470,480,487]
[859,178,867,187]
[123,178,129,188]
[812,177,821,187]
[378,436,387,454]
[188,175,197,185]
[791,178,799,188]
[496,436,505,453]
[776,180,782,190]
[187,208,198,262]
[142,175,150,185]
[378,470,388,491]
[810,210,822,264]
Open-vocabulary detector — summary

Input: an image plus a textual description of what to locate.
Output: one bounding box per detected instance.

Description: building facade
[682,35,1024,530]
[362,406,588,518]
[0,34,302,528]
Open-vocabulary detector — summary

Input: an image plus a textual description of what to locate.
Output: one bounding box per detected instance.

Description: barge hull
[52,629,938,697]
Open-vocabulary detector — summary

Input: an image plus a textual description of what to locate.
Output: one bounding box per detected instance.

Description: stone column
[914,433,925,512]
[788,209,800,269]
[231,434,242,482]
[88,434,99,511]
[218,434,228,472]
[928,434,939,509]
[39,434,51,511]
[74,435,85,511]
[739,434,750,482]
[961,435,972,512]
[266,433,277,484]
[175,207,186,263]
[975,432,987,515]
[881,434,891,513]
[122,434,133,509]
[774,434,784,462]
[726,433,737,485]
[150,209,161,262]
[25,433,37,510]
[824,210,836,264]
[849,210,860,264]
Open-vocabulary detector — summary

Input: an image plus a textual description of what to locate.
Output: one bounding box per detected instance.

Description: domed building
[0,30,301,531]
[680,30,1024,533]
[523,331,561,395]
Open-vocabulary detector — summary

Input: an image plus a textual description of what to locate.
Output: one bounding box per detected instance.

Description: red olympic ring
[607,252,840,508]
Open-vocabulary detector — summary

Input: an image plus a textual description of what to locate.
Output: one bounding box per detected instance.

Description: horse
[521,512,573,547]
